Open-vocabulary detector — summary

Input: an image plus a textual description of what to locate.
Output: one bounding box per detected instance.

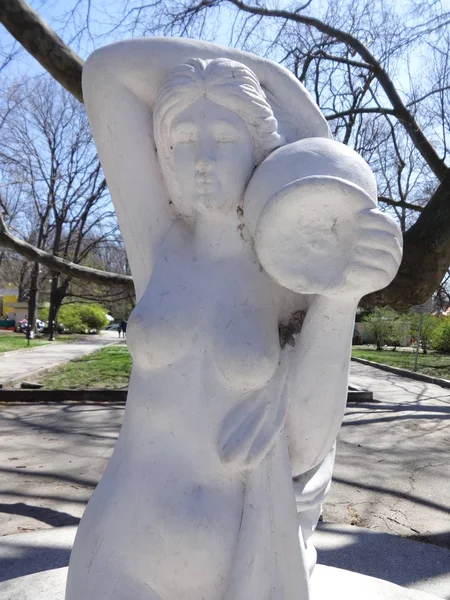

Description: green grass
[0,332,86,353]
[0,334,49,353]
[36,345,133,389]
[352,348,450,380]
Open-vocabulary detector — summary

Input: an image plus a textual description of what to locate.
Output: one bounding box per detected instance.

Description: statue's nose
[195,135,216,169]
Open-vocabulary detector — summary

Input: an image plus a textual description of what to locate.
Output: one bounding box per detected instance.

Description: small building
[0,287,19,319]
[0,288,49,328]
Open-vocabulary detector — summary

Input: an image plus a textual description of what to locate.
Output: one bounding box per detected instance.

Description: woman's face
[168,98,254,217]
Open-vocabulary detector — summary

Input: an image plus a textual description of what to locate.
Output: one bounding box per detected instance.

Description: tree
[1,0,450,310]
[363,307,399,351]
[58,302,109,333]
[0,77,118,336]
[430,317,450,353]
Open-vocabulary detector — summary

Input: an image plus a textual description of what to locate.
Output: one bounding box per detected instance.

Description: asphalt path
[0,331,119,386]
[0,360,448,596]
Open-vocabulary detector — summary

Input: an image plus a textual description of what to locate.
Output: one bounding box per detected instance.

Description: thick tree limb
[0,0,84,101]
[0,213,134,290]
[363,168,450,310]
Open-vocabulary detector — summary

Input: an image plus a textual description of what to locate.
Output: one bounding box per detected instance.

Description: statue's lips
[196,177,218,194]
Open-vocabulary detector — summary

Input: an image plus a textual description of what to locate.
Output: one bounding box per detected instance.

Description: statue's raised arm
[82,37,330,299]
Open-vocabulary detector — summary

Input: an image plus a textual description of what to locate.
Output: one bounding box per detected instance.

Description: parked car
[15,319,28,333]
[15,319,46,334]
[42,323,69,334]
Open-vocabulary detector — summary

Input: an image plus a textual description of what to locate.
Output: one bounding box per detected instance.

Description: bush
[363,307,401,350]
[386,318,410,350]
[58,303,109,334]
[430,317,450,353]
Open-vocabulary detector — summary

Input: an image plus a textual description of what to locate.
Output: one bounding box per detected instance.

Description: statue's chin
[194,194,239,217]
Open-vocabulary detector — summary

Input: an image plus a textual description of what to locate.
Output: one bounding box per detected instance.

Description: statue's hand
[253,175,402,300]
[218,384,289,469]
[323,207,402,300]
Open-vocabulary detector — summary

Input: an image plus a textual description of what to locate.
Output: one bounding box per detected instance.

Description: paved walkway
[327,361,450,546]
[0,331,119,385]
[0,360,448,595]
[0,360,448,541]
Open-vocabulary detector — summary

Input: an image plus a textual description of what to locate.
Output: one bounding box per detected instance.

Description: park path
[0,331,120,385]
[328,361,450,543]
[0,358,448,596]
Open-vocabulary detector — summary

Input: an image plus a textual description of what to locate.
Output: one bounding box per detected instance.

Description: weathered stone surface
[0,565,443,600]
[65,37,402,599]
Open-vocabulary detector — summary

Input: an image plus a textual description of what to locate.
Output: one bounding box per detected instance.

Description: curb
[0,388,370,403]
[347,386,374,402]
[351,357,450,389]
[0,389,127,402]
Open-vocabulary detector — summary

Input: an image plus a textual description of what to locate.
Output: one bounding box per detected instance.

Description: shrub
[58,303,109,334]
[386,318,411,351]
[430,317,450,353]
[363,307,399,350]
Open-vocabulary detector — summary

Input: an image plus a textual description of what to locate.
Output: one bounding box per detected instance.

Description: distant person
[120,320,127,339]
[117,322,122,338]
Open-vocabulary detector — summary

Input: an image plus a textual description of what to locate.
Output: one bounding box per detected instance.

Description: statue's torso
[127,220,282,396]
[68,221,292,599]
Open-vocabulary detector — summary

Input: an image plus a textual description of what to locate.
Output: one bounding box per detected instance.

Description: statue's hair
[154,58,283,218]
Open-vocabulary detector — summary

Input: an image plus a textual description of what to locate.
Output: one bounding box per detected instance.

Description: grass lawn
[36,345,133,389]
[0,334,49,353]
[352,348,450,380]
[0,333,85,353]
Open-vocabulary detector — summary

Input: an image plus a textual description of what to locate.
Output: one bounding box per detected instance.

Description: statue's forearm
[286,295,358,476]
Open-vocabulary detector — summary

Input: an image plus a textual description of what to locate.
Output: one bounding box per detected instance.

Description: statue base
[1,564,442,600]
[1,525,446,600]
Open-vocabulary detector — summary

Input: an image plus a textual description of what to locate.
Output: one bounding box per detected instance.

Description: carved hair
[154,58,283,218]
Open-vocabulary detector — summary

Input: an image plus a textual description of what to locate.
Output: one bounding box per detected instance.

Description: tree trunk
[47,273,69,340]
[26,262,39,340]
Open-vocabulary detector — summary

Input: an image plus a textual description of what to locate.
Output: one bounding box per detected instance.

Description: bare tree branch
[312,50,373,71]
[378,196,424,212]
[326,106,396,120]
[0,212,134,289]
[217,0,448,181]
[0,0,84,101]
[406,85,450,107]
[1,0,449,310]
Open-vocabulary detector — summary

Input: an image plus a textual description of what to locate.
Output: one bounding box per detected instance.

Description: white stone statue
[66,38,402,600]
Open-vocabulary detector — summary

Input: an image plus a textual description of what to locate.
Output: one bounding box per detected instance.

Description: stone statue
[66,38,402,600]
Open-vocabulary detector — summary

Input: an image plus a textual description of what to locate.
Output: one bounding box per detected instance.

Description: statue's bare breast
[127,222,282,395]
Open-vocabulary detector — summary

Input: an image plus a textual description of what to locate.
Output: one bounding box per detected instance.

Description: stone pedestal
[1,565,442,600]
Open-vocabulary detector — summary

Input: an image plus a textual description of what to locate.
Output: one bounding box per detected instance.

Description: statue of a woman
[66,38,402,600]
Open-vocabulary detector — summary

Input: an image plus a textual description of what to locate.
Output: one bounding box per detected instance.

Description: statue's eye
[171,124,197,145]
[217,136,237,144]
[213,122,240,145]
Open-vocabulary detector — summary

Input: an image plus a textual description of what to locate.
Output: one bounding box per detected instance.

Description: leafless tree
[1,0,450,309]
[0,77,119,335]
